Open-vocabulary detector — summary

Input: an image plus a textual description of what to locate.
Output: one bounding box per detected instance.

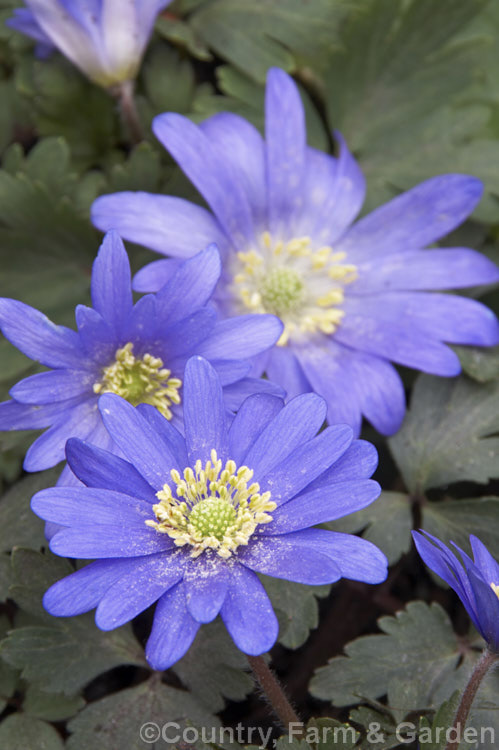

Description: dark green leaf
[422,498,499,562]
[0,713,64,750]
[310,602,460,709]
[389,374,499,493]
[23,684,85,721]
[0,470,60,554]
[263,577,330,649]
[173,619,253,712]
[66,676,218,750]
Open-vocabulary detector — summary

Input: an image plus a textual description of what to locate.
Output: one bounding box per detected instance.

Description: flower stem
[445,648,497,750]
[117,80,143,145]
[247,655,303,733]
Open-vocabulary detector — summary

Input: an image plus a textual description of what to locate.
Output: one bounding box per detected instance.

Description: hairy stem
[247,655,303,733]
[445,648,497,750]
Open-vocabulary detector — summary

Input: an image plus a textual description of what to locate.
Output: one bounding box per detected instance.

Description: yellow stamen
[146,449,276,559]
[232,233,358,345]
[491,582,499,599]
[93,342,181,420]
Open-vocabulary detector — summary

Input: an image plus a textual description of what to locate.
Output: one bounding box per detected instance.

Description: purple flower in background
[92,67,499,436]
[31,356,387,669]
[0,232,282,483]
[7,1,172,86]
[413,531,499,652]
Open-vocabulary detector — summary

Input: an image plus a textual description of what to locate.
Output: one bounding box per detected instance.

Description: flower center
[93,342,182,420]
[232,232,357,345]
[491,582,499,600]
[259,267,305,316]
[146,449,276,558]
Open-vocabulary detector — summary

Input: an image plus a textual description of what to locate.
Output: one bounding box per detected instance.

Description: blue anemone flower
[0,232,282,483]
[413,531,499,653]
[7,1,171,87]
[31,356,387,669]
[92,67,499,436]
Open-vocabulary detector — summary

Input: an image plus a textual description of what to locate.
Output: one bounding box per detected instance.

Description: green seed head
[189,497,237,540]
[259,267,304,315]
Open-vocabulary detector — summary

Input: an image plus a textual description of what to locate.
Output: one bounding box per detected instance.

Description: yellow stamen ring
[93,342,181,420]
[233,232,357,345]
[146,449,276,559]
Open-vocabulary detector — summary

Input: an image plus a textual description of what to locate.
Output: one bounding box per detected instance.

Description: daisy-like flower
[0,232,282,484]
[31,356,387,668]
[413,531,499,652]
[92,68,499,436]
[6,1,171,87]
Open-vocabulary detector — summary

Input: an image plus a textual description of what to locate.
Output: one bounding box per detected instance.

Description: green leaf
[3,549,147,694]
[189,0,354,83]
[172,619,253,712]
[323,0,497,219]
[66,676,218,750]
[0,469,60,555]
[23,684,85,721]
[422,498,499,562]
[0,713,64,750]
[262,577,330,649]
[418,692,463,750]
[455,344,499,383]
[310,602,460,710]
[0,553,11,600]
[389,373,499,493]
[306,718,360,749]
[329,491,412,566]
[141,43,196,117]
[0,615,18,714]
[156,15,212,61]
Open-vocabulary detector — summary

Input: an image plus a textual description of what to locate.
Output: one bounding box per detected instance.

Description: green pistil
[259,267,304,316]
[189,497,237,540]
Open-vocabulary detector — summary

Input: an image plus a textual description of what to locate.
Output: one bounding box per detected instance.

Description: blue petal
[154,308,217,359]
[98,393,181,488]
[258,424,354,506]
[6,8,54,48]
[0,298,85,369]
[307,439,378,489]
[183,357,228,465]
[353,248,499,294]
[155,245,221,324]
[0,399,74,430]
[197,314,283,360]
[244,393,327,479]
[209,359,251,386]
[92,192,229,258]
[240,535,342,585]
[153,113,255,249]
[200,112,267,228]
[300,133,365,245]
[267,479,380,534]
[344,292,499,347]
[10,369,93,404]
[133,258,183,293]
[43,558,138,616]
[24,399,99,471]
[91,231,133,337]
[146,582,200,670]
[465,567,499,650]
[220,564,278,655]
[95,552,185,630]
[228,393,284,465]
[183,556,228,623]
[296,340,406,436]
[135,404,188,466]
[335,314,461,376]
[336,175,483,262]
[32,487,153,526]
[265,68,306,236]
[302,529,388,583]
[470,535,499,586]
[222,376,285,413]
[266,346,310,400]
[74,304,116,362]
[65,437,157,500]
[50,523,174,558]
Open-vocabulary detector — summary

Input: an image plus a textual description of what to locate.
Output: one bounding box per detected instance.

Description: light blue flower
[92,68,499,436]
[7,1,172,86]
